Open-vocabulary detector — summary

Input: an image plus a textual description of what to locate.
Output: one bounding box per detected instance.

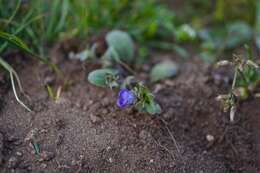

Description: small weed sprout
[216,48,259,122]
[46,85,62,102]
[77,30,161,115]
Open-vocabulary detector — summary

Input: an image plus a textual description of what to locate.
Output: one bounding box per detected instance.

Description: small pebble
[41,163,47,168]
[108,158,113,163]
[16,152,23,157]
[106,146,112,151]
[206,134,214,142]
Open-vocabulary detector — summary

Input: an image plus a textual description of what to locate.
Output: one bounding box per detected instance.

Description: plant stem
[232,68,238,90]
[237,69,248,86]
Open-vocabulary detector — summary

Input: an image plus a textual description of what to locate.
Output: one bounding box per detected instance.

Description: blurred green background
[0,0,260,62]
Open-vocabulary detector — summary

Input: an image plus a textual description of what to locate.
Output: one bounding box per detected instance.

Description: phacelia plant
[71,30,161,114]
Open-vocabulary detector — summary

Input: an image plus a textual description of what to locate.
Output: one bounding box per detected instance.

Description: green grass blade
[0,57,31,112]
[0,31,62,74]
[3,0,21,29]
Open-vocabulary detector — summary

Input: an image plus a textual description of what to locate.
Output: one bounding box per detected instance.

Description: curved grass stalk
[0,57,31,112]
[0,31,64,79]
[10,71,32,112]
[3,0,21,29]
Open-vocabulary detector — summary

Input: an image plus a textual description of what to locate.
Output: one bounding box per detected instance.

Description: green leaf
[199,51,217,64]
[256,35,260,51]
[175,24,197,42]
[0,31,49,65]
[150,61,179,82]
[87,69,118,87]
[0,31,30,52]
[226,22,252,49]
[105,30,134,63]
[145,101,161,114]
[32,142,40,155]
[69,49,95,61]
[0,31,63,77]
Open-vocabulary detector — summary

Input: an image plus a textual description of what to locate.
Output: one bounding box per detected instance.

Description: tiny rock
[108,158,113,163]
[206,134,214,142]
[40,163,47,168]
[16,152,23,157]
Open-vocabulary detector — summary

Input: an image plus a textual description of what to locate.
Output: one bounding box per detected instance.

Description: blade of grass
[0,13,45,53]
[0,57,23,91]
[10,70,32,112]
[3,0,21,29]
[0,57,31,112]
[0,31,64,78]
[46,85,55,100]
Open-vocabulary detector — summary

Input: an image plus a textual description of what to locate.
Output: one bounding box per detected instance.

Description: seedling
[74,30,161,115]
[46,85,62,102]
[216,47,259,122]
[88,69,161,115]
[32,142,40,155]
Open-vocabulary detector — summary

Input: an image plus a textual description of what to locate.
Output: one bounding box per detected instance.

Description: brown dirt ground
[0,46,260,173]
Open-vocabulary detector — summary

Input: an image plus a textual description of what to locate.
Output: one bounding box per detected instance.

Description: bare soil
[0,46,259,173]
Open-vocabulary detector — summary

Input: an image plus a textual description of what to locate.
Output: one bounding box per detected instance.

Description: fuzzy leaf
[256,35,260,50]
[105,30,134,63]
[150,61,179,82]
[87,69,118,87]
[175,24,196,42]
[145,101,161,114]
[226,22,252,49]
[0,31,30,52]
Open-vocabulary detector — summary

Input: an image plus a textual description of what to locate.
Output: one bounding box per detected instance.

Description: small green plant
[216,46,259,122]
[72,30,161,114]
[46,85,62,102]
[0,0,65,109]
[0,30,64,111]
[88,70,161,114]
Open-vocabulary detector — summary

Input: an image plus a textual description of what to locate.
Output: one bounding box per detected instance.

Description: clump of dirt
[0,47,259,173]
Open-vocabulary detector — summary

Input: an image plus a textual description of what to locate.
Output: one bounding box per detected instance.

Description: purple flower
[117,89,136,108]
